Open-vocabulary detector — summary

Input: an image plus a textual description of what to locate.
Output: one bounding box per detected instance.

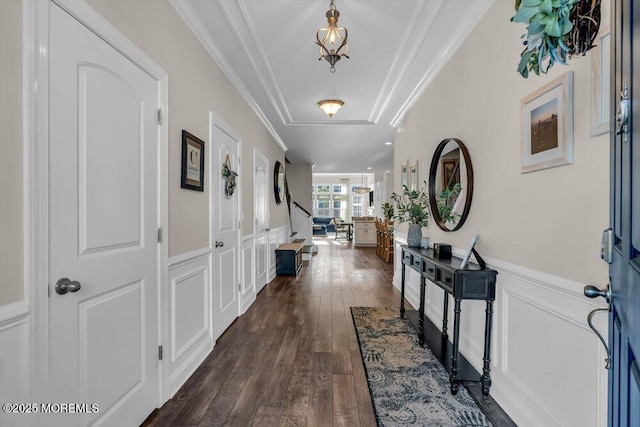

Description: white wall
[393,1,610,425]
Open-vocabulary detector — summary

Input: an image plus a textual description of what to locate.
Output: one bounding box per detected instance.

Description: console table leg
[450,297,462,395]
[400,264,406,318]
[442,289,449,340]
[481,299,495,396]
[418,278,426,346]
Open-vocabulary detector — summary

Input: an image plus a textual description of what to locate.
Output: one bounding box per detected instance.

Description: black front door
[607,0,640,424]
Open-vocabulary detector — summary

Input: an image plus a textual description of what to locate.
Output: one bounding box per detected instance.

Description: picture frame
[409,161,418,191]
[459,234,478,269]
[441,159,460,190]
[591,23,611,136]
[521,72,574,173]
[181,130,205,191]
[401,160,408,189]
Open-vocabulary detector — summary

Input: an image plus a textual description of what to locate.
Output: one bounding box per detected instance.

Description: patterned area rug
[351,306,492,427]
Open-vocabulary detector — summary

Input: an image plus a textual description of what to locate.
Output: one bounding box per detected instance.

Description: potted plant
[391,183,429,248]
[511,0,601,78]
[382,202,394,223]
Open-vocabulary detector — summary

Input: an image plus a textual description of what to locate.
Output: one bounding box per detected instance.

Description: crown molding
[390,0,494,128]
[169,0,288,152]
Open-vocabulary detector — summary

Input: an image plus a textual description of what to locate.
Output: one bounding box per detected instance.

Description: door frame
[253,148,269,293]
[23,0,170,414]
[209,111,243,338]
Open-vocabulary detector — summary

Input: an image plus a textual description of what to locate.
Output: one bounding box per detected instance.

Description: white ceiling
[172,0,493,173]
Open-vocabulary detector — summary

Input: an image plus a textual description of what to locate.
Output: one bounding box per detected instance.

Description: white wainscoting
[0,303,30,427]
[393,233,608,427]
[241,236,256,314]
[167,248,213,397]
[268,225,290,283]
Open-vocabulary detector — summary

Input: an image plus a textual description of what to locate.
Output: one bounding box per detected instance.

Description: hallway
[145,239,399,426]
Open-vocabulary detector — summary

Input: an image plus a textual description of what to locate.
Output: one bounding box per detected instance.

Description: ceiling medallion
[316,0,349,73]
[317,99,344,118]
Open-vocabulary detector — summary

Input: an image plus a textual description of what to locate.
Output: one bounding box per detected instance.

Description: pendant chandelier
[354,173,370,194]
[316,0,349,73]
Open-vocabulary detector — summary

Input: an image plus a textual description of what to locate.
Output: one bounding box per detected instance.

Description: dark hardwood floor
[143,237,513,426]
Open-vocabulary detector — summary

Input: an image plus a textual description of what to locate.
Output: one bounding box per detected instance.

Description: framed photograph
[521,72,574,173]
[460,234,478,269]
[409,161,418,191]
[591,24,611,136]
[401,160,408,189]
[441,159,460,190]
[181,130,205,191]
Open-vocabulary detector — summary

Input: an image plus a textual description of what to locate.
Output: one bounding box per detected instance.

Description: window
[313,184,347,218]
[352,195,363,218]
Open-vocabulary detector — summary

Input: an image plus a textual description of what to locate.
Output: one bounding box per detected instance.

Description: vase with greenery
[391,183,429,248]
[382,202,394,222]
[511,0,601,78]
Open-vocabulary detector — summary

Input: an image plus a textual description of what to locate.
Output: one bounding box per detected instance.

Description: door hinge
[48,284,50,297]
[157,227,162,243]
[157,109,162,125]
[238,283,241,291]
[158,345,163,361]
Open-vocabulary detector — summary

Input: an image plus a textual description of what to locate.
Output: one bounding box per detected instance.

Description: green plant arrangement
[391,184,429,227]
[391,183,429,247]
[512,0,601,78]
[437,183,462,224]
[382,202,394,221]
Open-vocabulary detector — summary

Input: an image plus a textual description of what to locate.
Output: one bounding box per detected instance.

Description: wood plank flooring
[143,237,512,426]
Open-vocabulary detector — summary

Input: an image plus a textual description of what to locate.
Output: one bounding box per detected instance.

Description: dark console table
[400,245,497,396]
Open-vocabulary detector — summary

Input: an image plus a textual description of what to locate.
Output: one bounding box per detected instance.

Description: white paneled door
[211,115,241,340]
[254,151,269,292]
[48,4,160,426]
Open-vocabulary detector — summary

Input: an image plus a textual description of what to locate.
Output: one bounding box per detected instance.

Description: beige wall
[85,0,287,254]
[284,162,313,214]
[395,0,609,285]
[1,0,288,306]
[0,0,24,305]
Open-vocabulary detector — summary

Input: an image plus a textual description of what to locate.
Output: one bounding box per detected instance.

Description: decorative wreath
[222,154,238,199]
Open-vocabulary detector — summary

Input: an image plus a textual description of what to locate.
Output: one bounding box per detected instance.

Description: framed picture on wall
[591,24,611,136]
[409,161,418,191]
[181,130,205,191]
[521,72,574,174]
[401,160,408,189]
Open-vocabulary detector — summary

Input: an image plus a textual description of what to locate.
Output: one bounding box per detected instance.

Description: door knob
[215,241,224,248]
[584,284,611,303]
[55,277,81,295]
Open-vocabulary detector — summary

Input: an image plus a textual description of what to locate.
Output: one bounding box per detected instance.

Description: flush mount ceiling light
[316,0,349,73]
[317,99,344,118]
[354,173,370,194]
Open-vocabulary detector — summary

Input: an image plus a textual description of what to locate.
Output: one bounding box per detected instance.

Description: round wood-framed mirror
[274,161,285,205]
[428,138,474,232]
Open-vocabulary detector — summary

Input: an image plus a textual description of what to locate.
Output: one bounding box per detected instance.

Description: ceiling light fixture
[354,173,370,194]
[317,99,344,118]
[316,0,349,73]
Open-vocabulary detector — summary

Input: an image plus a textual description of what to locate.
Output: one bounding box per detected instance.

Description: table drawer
[438,268,454,292]
[403,250,412,265]
[423,261,437,281]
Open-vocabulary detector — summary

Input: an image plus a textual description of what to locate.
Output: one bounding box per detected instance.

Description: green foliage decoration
[391,183,430,227]
[382,202,394,221]
[437,183,462,224]
[512,0,579,78]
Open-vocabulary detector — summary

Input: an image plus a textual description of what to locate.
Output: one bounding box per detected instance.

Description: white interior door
[254,151,269,292]
[211,114,241,341]
[48,3,160,426]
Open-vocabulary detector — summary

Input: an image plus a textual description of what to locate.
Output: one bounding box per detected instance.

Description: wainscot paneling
[0,302,29,427]
[167,248,213,397]
[241,236,256,314]
[393,233,608,427]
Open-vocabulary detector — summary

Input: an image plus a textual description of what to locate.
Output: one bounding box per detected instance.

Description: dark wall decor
[273,160,285,205]
[181,130,205,191]
[428,138,474,232]
[222,154,238,198]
